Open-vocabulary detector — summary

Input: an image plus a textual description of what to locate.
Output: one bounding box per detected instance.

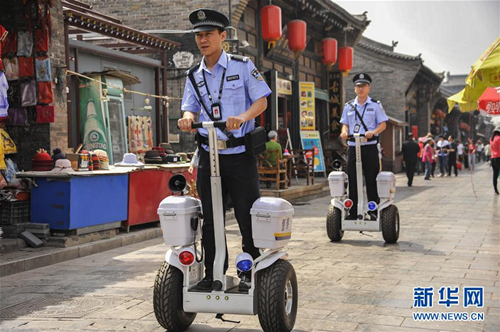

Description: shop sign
[173,51,194,69]
[328,72,342,139]
[300,130,326,173]
[277,78,292,95]
[222,39,239,54]
[299,81,315,131]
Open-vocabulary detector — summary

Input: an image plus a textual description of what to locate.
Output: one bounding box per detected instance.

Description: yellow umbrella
[466,37,500,88]
[448,37,500,112]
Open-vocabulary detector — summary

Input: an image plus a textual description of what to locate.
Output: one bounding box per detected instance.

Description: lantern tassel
[268,40,276,49]
[342,71,350,77]
[294,51,301,61]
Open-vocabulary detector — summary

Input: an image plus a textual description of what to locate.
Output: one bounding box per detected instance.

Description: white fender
[254,251,288,273]
[331,198,344,211]
[165,249,185,275]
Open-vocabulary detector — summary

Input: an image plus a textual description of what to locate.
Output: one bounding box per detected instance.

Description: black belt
[197,134,245,148]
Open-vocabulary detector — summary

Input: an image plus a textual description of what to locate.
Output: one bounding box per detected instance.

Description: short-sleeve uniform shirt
[340,96,388,146]
[181,50,272,154]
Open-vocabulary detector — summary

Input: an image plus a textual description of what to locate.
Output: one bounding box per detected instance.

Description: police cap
[189,9,229,32]
[352,73,372,85]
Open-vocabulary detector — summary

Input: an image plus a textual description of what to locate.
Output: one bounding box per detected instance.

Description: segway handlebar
[347,134,366,139]
[191,121,227,130]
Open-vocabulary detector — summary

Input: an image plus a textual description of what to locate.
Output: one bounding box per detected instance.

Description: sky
[335,0,499,76]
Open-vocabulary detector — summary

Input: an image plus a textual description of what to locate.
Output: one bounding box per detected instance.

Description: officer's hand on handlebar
[226,116,245,131]
[340,132,348,140]
[365,131,374,139]
[178,118,196,133]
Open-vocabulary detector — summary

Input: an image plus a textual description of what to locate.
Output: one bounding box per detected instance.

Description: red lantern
[287,20,306,53]
[261,5,282,48]
[321,38,337,65]
[338,46,353,76]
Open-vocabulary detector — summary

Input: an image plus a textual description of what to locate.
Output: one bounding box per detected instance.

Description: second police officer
[340,73,388,220]
[177,9,272,291]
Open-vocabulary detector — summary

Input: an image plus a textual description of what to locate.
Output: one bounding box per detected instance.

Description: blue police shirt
[181,50,272,154]
[340,96,388,146]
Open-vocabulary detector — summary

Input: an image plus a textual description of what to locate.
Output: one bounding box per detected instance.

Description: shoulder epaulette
[346,99,355,106]
[371,98,380,103]
[186,63,200,76]
[228,54,249,62]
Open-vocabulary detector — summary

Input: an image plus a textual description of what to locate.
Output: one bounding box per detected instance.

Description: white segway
[154,121,298,332]
[326,133,399,243]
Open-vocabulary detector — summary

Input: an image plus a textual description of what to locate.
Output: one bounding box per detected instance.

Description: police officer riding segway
[154,9,298,332]
[326,73,400,243]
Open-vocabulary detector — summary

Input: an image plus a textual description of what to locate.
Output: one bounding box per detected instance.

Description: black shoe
[368,211,378,221]
[495,190,499,195]
[197,276,213,290]
[238,275,251,291]
[424,178,431,180]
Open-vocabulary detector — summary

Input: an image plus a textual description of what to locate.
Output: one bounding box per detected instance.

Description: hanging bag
[35,28,49,53]
[7,80,21,107]
[18,56,34,78]
[1,32,17,56]
[4,57,19,81]
[35,105,54,123]
[17,31,33,57]
[37,81,53,104]
[20,80,37,107]
[7,107,28,125]
[35,56,51,82]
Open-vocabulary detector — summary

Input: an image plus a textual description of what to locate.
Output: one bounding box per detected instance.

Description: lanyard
[202,67,227,104]
[355,103,368,122]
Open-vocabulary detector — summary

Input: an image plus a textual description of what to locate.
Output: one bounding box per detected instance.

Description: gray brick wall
[345,48,420,121]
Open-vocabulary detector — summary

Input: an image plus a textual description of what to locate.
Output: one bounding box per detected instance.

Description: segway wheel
[257,259,298,332]
[153,262,196,331]
[326,204,344,242]
[381,204,400,243]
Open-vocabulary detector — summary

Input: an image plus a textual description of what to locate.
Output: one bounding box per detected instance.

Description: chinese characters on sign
[299,82,315,131]
[299,131,326,172]
[328,72,342,139]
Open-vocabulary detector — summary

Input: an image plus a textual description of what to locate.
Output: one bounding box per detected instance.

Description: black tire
[326,204,344,242]
[381,205,400,243]
[153,262,196,331]
[257,260,298,332]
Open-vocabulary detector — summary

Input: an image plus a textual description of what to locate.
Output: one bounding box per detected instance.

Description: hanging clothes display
[0,71,8,119]
[128,115,153,153]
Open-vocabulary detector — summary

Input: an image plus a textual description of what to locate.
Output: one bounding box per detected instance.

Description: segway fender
[255,251,288,273]
[165,249,185,275]
[331,198,344,211]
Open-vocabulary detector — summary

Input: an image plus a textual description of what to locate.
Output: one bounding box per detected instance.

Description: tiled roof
[358,37,421,62]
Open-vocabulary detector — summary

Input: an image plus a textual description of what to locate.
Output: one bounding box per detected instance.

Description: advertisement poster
[79,77,109,154]
[328,72,342,139]
[299,82,315,130]
[277,78,292,95]
[128,115,153,153]
[300,130,325,173]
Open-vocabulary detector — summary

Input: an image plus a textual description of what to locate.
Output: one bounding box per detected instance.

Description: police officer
[178,9,271,291]
[339,73,388,220]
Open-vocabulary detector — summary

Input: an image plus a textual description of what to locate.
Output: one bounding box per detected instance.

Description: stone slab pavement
[0,163,498,331]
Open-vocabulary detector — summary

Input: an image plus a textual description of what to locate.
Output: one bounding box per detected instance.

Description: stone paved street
[0,163,499,331]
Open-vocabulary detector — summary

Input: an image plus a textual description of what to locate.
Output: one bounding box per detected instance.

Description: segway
[326,133,399,243]
[154,121,298,332]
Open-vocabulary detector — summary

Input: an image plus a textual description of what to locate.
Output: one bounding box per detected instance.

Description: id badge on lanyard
[211,103,222,121]
[353,124,361,134]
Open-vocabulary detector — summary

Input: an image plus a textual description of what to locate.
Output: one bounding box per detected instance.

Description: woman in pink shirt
[490,126,500,195]
[422,139,435,180]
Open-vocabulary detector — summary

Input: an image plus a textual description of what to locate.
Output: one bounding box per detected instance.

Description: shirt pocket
[223,79,246,112]
[363,110,376,129]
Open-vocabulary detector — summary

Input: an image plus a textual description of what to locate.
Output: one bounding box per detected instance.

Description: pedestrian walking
[340,73,388,220]
[468,139,476,171]
[484,143,491,163]
[402,133,420,186]
[422,139,435,180]
[447,135,458,177]
[178,8,272,291]
[490,126,500,195]
[436,135,449,177]
[476,140,484,162]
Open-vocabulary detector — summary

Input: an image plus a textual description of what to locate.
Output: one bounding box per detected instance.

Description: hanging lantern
[338,46,353,76]
[321,38,337,66]
[287,19,307,54]
[261,5,282,49]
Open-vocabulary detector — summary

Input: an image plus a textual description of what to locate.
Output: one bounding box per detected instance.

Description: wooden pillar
[162,51,169,143]
[64,21,73,147]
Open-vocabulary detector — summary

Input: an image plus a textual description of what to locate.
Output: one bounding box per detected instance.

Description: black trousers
[347,144,380,215]
[405,161,417,186]
[448,155,457,176]
[492,157,500,192]
[197,149,261,277]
